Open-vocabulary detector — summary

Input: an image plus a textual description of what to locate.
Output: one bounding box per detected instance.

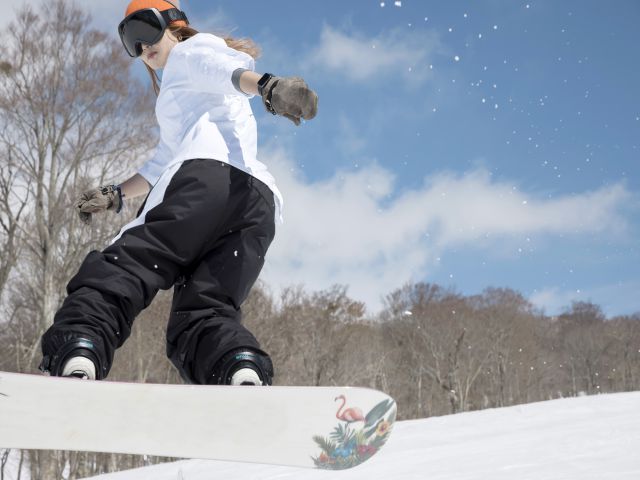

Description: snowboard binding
[210,348,274,386]
[39,337,105,380]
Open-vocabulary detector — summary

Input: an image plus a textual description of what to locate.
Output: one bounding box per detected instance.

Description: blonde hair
[145,25,261,95]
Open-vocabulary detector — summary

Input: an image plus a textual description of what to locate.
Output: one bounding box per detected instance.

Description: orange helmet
[124,0,188,27]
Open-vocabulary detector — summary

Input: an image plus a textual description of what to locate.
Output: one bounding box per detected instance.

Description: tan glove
[76,185,123,225]
[260,76,318,126]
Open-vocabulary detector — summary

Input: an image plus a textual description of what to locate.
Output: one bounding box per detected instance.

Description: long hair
[145,25,262,96]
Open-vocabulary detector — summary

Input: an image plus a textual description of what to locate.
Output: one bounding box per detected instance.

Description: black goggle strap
[160,8,189,26]
[120,8,189,30]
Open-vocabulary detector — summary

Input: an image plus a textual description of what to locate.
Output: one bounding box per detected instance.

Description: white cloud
[529,288,577,316]
[416,170,631,246]
[530,281,640,317]
[304,24,441,84]
[260,146,634,313]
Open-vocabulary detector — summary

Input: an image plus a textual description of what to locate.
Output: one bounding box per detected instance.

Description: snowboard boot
[210,348,274,386]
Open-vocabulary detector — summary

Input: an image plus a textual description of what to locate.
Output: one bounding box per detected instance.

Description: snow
[80,392,640,480]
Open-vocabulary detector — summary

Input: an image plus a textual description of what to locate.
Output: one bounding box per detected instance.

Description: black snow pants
[40,159,276,384]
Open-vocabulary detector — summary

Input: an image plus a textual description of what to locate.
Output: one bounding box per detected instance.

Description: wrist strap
[258,73,278,115]
[101,185,123,213]
[114,185,123,214]
[257,73,274,97]
[232,68,251,95]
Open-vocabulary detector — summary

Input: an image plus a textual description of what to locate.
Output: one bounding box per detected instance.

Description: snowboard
[0,371,396,470]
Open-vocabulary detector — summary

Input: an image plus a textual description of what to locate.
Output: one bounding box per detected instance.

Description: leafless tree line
[0,1,155,477]
[245,284,640,417]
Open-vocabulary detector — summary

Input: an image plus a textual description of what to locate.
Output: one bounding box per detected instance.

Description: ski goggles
[118,7,189,58]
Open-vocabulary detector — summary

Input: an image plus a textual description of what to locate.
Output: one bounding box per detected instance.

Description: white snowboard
[0,371,396,470]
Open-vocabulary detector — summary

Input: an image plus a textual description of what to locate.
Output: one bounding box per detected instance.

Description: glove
[76,185,123,225]
[260,76,318,126]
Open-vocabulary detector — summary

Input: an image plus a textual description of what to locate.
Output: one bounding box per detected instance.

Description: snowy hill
[81,392,640,480]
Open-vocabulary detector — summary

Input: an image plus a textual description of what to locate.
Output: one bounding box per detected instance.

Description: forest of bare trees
[0,1,638,479]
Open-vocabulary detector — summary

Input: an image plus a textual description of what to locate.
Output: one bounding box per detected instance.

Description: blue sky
[3,0,638,316]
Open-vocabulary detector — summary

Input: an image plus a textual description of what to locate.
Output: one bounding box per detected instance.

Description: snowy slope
[79,392,640,480]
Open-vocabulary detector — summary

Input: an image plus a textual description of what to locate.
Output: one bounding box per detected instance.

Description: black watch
[101,184,123,214]
[257,73,275,97]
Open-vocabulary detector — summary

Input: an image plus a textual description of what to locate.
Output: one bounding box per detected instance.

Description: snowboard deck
[0,371,396,470]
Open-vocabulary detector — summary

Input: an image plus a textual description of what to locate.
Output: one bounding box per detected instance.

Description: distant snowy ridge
[80,392,640,480]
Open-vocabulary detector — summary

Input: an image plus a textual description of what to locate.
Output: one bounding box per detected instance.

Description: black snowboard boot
[210,348,274,386]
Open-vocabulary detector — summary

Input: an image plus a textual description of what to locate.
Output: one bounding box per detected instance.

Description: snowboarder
[39,0,318,385]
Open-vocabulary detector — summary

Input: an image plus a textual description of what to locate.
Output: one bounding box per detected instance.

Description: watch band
[101,185,124,214]
[257,73,274,97]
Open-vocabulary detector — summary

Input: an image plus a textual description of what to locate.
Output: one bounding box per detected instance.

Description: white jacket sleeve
[138,138,172,186]
[176,34,256,97]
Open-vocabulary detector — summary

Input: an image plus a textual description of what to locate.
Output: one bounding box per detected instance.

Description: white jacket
[138,33,283,221]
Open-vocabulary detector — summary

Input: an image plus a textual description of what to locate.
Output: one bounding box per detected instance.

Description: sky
[1,0,639,317]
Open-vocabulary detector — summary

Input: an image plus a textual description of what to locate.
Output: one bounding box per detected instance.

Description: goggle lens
[118,9,165,57]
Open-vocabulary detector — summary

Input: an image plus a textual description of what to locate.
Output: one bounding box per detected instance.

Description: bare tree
[0,151,28,298]
[0,0,157,477]
[0,0,155,371]
[604,314,640,392]
[381,284,556,416]
[557,302,612,395]
[382,283,485,415]
[468,288,543,407]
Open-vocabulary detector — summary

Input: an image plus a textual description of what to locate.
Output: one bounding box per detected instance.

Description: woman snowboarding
[39,0,317,385]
